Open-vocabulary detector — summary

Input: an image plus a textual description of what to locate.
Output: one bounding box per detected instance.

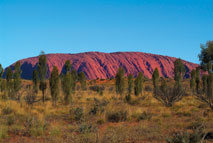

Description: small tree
[202,75,208,94]
[153,79,186,107]
[199,41,213,74]
[24,85,38,106]
[71,70,78,91]
[1,80,7,99]
[174,59,186,85]
[152,68,159,96]
[207,74,213,103]
[64,60,71,74]
[13,62,22,99]
[196,41,213,110]
[38,51,47,103]
[195,68,200,94]
[134,72,143,96]
[190,69,196,92]
[61,60,72,104]
[49,66,60,106]
[126,74,133,102]
[0,64,4,92]
[6,67,13,99]
[32,69,39,94]
[79,72,86,90]
[127,74,133,95]
[62,72,72,104]
[64,60,76,93]
[115,67,125,97]
[196,74,213,110]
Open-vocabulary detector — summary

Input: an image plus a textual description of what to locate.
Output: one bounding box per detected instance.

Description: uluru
[5,52,198,80]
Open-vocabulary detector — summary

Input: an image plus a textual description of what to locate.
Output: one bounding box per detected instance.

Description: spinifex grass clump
[106,110,128,122]
[24,115,48,137]
[167,121,206,143]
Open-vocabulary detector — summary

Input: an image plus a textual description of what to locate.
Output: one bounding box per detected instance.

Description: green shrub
[70,107,84,121]
[24,115,48,137]
[125,95,131,103]
[187,121,205,131]
[97,119,105,125]
[176,111,191,117]
[50,127,61,137]
[137,111,152,121]
[109,87,114,92]
[89,105,98,115]
[106,110,128,122]
[129,99,141,105]
[7,115,16,126]
[154,81,186,107]
[144,85,153,92]
[8,125,24,136]
[89,85,105,93]
[2,106,13,115]
[167,132,190,143]
[167,129,206,143]
[89,98,107,115]
[79,123,97,133]
[162,113,171,118]
[0,127,8,139]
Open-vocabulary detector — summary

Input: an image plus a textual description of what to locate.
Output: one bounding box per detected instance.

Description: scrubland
[0,79,212,143]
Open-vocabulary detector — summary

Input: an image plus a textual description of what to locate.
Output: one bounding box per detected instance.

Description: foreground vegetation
[0,40,212,143]
[0,79,212,143]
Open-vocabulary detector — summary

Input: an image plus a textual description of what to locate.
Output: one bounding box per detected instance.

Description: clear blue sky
[0,0,213,68]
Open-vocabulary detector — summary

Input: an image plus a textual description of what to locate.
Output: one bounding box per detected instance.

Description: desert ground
[0,79,212,143]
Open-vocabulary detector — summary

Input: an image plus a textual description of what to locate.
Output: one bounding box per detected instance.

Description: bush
[0,127,8,139]
[2,106,13,115]
[187,121,205,131]
[106,110,128,122]
[109,87,114,92]
[8,125,24,136]
[89,85,99,92]
[144,85,153,92]
[70,107,84,121]
[24,89,37,105]
[79,122,97,133]
[196,74,213,110]
[89,105,98,115]
[89,85,105,96]
[49,127,61,137]
[128,98,142,106]
[154,83,186,107]
[167,132,190,143]
[7,115,16,126]
[166,131,206,143]
[125,95,131,103]
[97,119,105,125]
[89,98,107,115]
[24,115,48,137]
[205,132,213,141]
[167,122,206,143]
[137,111,152,121]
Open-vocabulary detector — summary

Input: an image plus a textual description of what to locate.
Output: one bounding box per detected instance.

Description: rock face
[6,52,198,80]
